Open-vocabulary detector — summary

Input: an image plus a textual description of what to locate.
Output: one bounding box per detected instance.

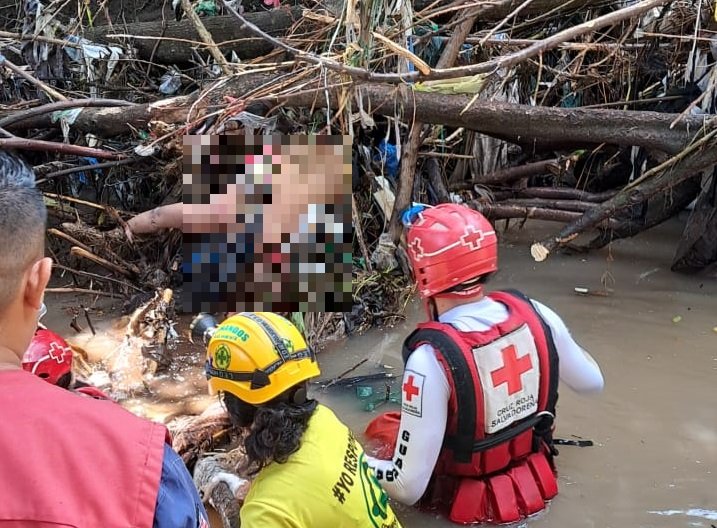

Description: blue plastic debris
[374,139,399,181]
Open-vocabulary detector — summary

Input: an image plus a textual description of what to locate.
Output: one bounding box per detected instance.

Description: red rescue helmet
[403,203,498,299]
[22,328,74,386]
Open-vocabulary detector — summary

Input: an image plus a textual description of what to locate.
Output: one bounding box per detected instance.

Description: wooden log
[671,172,717,273]
[85,7,303,64]
[502,198,595,213]
[586,176,701,250]
[4,72,714,155]
[513,187,618,203]
[467,202,600,224]
[450,159,560,189]
[530,132,717,262]
[194,456,243,528]
[425,157,452,203]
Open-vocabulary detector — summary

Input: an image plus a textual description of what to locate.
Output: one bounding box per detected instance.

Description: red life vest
[0,369,171,528]
[402,289,560,524]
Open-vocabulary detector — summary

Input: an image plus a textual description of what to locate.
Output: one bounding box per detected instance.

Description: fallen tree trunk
[672,172,717,273]
[585,176,701,250]
[85,7,303,64]
[4,74,714,154]
[530,131,717,262]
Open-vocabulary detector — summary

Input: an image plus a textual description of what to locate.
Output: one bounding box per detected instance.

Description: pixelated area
[182,135,353,313]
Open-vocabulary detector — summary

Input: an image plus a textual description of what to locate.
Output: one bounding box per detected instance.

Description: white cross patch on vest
[471,324,539,434]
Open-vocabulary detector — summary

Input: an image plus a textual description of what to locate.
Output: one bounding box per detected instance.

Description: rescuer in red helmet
[22,307,111,399]
[363,203,604,525]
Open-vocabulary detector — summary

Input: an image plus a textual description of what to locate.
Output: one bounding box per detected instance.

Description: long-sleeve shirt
[154,444,210,528]
[364,296,605,505]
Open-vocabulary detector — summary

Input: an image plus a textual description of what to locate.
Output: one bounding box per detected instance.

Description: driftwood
[586,176,702,250]
[468,202,604,224]
[425,157,451,203]
[450,159,561,189]
[194,456,243,528]
[86,7,302,64]
[672,172,717,273]
[5,72,711,154]
[530,133,717,262]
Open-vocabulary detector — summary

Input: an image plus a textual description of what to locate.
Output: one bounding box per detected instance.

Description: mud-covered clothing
[240,404,402,528]
[0,369,209,528]
[365,295,604,506]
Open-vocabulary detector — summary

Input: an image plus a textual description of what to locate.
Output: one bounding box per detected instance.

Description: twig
[352,195,373,272]
[36,158,141,184]
[53,263,143,292]
[0,138,123,159]
[48,228,94,254]
[0,30,84,48]
[44,193,131,214]
[219,0,668,83]
[0,55,67,101]
[479,0,535,45]
[70,246,136,279]
[45,287,124,298]
[82,305,96,335]
[0,98,135,129]
[179,0,232,75]
[323,358,369,389]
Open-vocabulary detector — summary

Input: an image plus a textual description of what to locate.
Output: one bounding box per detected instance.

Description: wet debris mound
[0,0,714,347]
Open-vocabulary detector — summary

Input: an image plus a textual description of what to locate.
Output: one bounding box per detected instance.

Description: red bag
[364,411,401,459]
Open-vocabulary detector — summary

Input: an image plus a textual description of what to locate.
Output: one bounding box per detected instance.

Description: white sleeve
[364,344,450,505]
[531,300,605,394]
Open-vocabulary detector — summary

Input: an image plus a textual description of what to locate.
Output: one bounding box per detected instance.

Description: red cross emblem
[402,375,420,402]
[460,225,491,250]
[48,342,68,364]
[409,237,424,260]
[490,345,532,395]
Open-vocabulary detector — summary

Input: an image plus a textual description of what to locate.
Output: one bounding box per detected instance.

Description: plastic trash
[374,139,399,182]
[356,386,373,399]
[159,70,182,95]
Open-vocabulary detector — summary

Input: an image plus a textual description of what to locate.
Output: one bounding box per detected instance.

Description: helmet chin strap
[426,284,485,321]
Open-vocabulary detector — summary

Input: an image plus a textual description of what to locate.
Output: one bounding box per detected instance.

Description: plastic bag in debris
[214,111,278,135]
[374,139,399,182]
[370,233,398,272]
[63,35,123,96]
[194,0,218,16]
[159,70,183,95]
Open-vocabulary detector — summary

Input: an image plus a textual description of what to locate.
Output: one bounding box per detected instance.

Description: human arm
[125,203,184,238]
[531,300,605,394]
[363,344,450,505]
[153,444,211,528]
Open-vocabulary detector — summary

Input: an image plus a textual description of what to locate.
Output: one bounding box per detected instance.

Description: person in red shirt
[0,149,210,527]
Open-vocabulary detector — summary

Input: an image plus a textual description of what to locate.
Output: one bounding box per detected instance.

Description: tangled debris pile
[1,0,716,337]
[3,1,715,525]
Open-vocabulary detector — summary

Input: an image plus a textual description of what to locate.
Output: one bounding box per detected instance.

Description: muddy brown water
[45,215,716,527]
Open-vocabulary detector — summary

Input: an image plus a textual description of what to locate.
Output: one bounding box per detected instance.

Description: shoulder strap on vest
[403,325,476,463]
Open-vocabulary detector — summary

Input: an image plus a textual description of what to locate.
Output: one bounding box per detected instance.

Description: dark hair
[222,389,318,476]
[0,150,47,312]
